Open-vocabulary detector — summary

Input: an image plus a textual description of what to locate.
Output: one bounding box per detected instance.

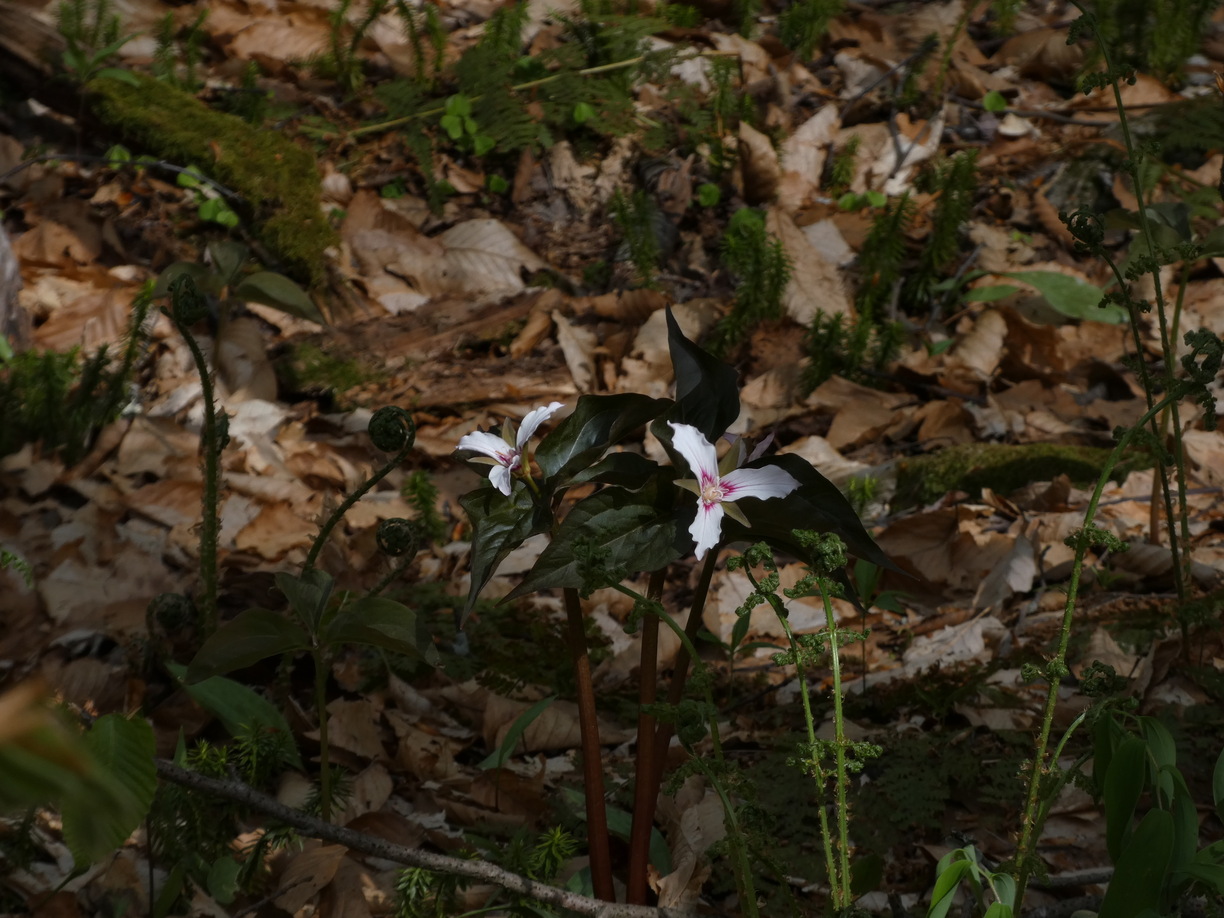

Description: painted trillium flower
[669,422,800,560]
[457,402,564,496]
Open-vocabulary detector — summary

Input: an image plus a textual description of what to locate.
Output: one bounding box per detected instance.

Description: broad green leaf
[477,695,556,770]
[508,486,683,597]
[185,608,310,682]
[565,452,660,490]
[982,90,1007,112]
[964,284,1019,303]
[724,453,899,573]
[990,872,1017,909]
[276,568,334,633]
[661,307,740,441]
[983,905,1012,918]
[1176,861,1224,893]
[206,240,250,288]
[1104,736,1148,861]
[1099,809,1173,918]
[1000,270,1126,324]
[207,856,242,904]
[535,393,668,483]
[460,484,548,624]
[928,856,972,918]
[62,714,155,866]
[234,271,324,323]
[1140,716,1177,770]
[325,596,440,665]
[166,663,301,767]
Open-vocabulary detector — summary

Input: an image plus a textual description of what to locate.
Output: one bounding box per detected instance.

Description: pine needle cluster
[709,208,790,357]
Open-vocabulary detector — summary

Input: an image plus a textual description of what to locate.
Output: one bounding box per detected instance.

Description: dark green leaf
[1000,271,1126,324]
[661,307,740,440]
[185,608,310,682]
[234,272,324,323]
[535,393,668,483]
[724,454,900,573]
[153,262,222,298]
[1104,737,1148,861]
[508,486,683,597]
[565,452,660,490]
[460,485,548,625]
[206,240,250,288]
[1099,809,1173,918]
[166,663,302,767]
[276,568,334,633]
[326,596,440,665]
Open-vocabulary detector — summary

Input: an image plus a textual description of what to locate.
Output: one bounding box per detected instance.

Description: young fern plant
[708,208,791,357]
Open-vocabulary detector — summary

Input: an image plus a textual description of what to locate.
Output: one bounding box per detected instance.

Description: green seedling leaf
[1099,809,1173,918]
[477,695,556,770]
[105,144,132,164]
[982,90,1007,112]
[460,484,548,625]
[198,197,240,227]
[573,101,596,124]
[697,183,721,207]
[446,94,472,117]
[488,174,509,194]
[660,307,740,441]
[206,240,250,289]
[207,856,242,904]
[234,271,324,323]
[325,596,440,665]
[440,114,464,139]
[1104,736,1148,861]
[61,714,155,866]
[166,663,301,767]
[865,190,887,207]
[838,192,863,210]
[185,608,310,682]
[999,270,1126,323]
[473,134,496,156]
[509,486,683,597]
[536,393,668,483]
[276,568,334,632]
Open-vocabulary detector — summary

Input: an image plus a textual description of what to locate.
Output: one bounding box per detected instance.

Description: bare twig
[154,759,692,918]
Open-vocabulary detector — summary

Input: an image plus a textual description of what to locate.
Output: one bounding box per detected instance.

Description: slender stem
[313,646,331,823]
[819,583,852,907]
[628,569,668,905]
[562,587,615,902]
[1014,388,1182,898]
[172,321,221,637]
[650,551,719,791]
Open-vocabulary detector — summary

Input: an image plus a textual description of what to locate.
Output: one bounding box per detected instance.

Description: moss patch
[892,441,1137,509]
[87,74,337,287]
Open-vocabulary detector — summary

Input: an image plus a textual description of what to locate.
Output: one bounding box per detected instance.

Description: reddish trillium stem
[563,587,615,902]
[627,569,667,905]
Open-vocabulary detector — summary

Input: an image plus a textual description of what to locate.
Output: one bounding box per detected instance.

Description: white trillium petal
[690,501,725,560]
[488,464,513,496]
[719,466,800,501]
[668,422,719,479]
[518,401,565,448]
[458,430,517,461]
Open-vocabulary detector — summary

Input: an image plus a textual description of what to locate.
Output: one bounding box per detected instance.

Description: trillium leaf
[661,307,740,441]
[460,484,549,625]
[535,393,668,484]
[233,272,325,324]
[508,486,684,597]
[185,608,311,683]
[566,451,660,490]
[721,454,900,573]
[325,596,440,665]
[275,569,334,633]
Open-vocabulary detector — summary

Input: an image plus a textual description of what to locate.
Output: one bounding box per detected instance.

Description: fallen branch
[155,759,692,918]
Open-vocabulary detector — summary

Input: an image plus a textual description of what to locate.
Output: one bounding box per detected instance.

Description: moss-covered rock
[892,442,1134,509]
[87,73,336,287]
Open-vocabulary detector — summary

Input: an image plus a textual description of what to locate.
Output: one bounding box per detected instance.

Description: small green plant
[611,188,663,288]
[928,845,1016,918]
[778,0,843,60]
[708,208,790,357]
[402,469,448,545]
[55,0,139,85]
[439,94,496,156]
[1080,0,1217,85]
[827,135,860,196]
[177,167,241,228]
[0,290,151,464]
[152,9,209,91]
[309,0,390,94]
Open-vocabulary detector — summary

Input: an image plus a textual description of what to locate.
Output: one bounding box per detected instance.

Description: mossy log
[892,442,1141,509]
[87,74,337,287]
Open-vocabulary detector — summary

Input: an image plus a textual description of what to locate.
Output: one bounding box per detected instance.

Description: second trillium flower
[458,401,564,496]
[669,422,800,560]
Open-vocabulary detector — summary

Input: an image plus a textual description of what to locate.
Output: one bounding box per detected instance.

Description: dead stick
[154,760,688,918]
[627,568,667,905]
[563,586,616,902]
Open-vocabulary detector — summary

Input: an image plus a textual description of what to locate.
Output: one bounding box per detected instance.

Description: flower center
[699,476,725,506]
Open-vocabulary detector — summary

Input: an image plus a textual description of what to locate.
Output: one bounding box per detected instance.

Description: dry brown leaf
[776,106,839,211]
[316,856,376,918]
[737,121,780,205]
[216,317,278,402]
[996,28,1083,82]
[274,844,349,912]
[947,308,1007,381]
[552,309,597,392]
[314,697,386,760]
[652,778,726,908]
[765,206,852,324]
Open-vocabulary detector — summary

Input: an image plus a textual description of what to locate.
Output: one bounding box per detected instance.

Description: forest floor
[3,0,1224,914]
